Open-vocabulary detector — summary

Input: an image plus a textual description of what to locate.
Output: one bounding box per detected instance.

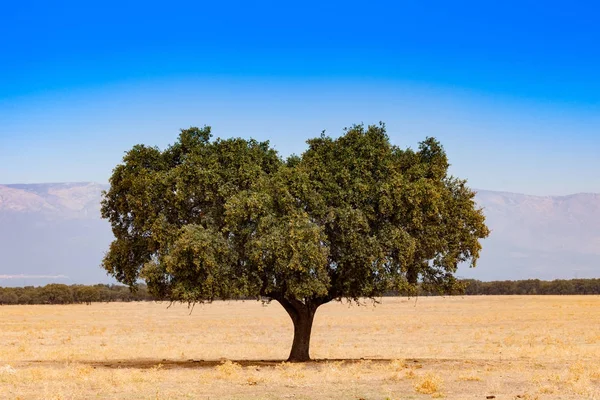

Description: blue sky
[1,0,599,195]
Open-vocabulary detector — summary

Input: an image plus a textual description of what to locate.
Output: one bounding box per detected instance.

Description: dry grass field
[1,296,599,399]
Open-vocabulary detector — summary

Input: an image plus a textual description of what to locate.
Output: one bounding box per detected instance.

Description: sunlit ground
[1,296,599,399]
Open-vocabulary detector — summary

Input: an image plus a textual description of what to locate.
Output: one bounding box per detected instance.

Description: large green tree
[101,124,489,361]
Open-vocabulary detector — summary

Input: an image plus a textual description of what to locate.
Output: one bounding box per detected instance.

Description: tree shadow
[17,357,496,369]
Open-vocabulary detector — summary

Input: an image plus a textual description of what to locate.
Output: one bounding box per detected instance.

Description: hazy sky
[1,0,599,195]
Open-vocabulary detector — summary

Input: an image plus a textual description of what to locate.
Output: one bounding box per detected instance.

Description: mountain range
[0,182,598,286]
[0,183,113,286]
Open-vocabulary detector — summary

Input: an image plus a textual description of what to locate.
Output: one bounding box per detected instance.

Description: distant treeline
[460,278,600,295]
[1,278,599,305]
[0,284,154,305]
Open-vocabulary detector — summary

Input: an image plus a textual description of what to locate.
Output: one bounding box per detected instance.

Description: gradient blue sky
[1,0,598,195]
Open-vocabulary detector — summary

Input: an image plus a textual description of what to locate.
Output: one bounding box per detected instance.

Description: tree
[74,285,100,305]
[101,124,489,361]
[39,284,74,304]
[0,289,18,305]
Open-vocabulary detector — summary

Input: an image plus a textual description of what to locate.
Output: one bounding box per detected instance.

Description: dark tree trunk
[288,306,315,362]
[275,297,319,362]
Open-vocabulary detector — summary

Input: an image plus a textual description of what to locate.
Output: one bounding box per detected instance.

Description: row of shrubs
[460,278,600,295]
[0,284,154,305]
[1,278,599,305]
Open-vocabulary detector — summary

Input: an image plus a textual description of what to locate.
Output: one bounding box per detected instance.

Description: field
[1,296,599,399]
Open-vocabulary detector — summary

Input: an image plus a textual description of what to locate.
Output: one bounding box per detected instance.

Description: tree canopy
[101,123,489,361]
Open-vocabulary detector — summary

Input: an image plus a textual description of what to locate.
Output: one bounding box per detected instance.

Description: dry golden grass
[1,295,599,399]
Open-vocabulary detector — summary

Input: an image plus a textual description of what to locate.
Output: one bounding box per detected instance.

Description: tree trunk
[276,298,318,362]
[288,307,315,362]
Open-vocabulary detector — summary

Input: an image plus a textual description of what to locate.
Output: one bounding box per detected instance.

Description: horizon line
[1,181,599,198]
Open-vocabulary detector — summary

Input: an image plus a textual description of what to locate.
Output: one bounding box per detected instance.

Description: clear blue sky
[1,0,598,195]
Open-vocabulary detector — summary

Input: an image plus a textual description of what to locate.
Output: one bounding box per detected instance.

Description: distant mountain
[1,182,598,286]
[457,190,600,280]
[0,182,108,218]
[0,183,114,286]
